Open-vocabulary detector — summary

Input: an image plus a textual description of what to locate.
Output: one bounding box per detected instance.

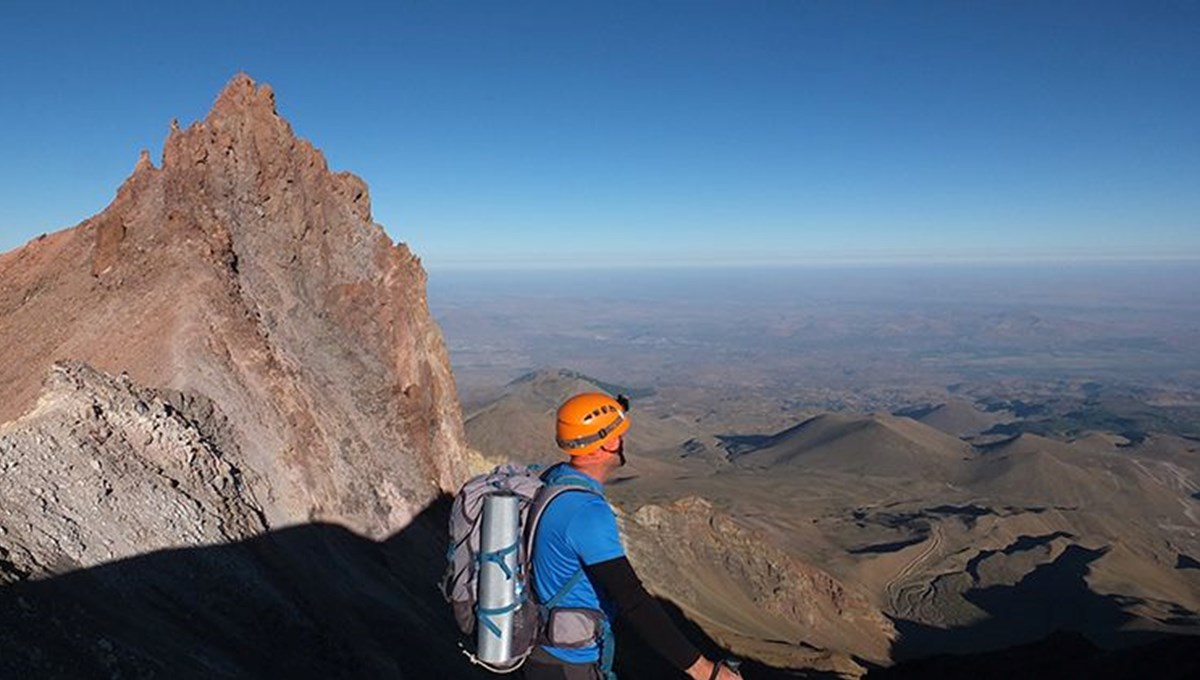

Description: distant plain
[432,263,1200,435]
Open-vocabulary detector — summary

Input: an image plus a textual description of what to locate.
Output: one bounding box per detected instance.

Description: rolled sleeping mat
[477,493,521,665]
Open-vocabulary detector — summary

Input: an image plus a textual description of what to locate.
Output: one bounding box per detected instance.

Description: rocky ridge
[0,361,267,583]
[0,74,469,537]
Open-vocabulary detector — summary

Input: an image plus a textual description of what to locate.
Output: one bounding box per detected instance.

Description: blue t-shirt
[532,464,625,664]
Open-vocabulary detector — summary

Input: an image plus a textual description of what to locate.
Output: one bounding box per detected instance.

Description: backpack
[442,463,600,673]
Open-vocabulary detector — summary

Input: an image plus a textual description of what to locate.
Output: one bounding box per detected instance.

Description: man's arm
[584,557,742,679]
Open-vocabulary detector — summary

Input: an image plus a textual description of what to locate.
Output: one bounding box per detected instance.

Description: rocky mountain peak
[207,73,279,122]
[0,74,469,538]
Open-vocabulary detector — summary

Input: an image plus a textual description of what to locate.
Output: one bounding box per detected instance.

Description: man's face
[601,435,626,468]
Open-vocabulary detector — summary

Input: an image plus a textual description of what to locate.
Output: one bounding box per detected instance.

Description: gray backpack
[442,464,600,673]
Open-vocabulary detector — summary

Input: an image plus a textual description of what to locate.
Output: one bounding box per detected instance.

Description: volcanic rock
[0,361,267,582]
[0,74,469,537]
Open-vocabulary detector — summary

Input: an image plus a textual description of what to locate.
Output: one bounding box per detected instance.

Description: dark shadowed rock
[0,498,494,679]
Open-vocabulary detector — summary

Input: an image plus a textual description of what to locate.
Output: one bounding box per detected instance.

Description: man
[523,392,742,680]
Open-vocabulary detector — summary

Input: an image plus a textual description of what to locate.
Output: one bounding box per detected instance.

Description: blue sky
[1,1,1197,268]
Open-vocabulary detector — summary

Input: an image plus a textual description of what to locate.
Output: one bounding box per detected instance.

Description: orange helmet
[556,393,630,456]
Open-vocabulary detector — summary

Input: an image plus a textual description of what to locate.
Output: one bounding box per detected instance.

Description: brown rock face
[622,497,896,677]
[0,74,469,537]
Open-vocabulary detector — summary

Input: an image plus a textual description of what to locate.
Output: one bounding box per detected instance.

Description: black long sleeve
[584,556,702,671]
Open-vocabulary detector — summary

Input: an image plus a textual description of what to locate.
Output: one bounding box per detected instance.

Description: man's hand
[685,656,743,680]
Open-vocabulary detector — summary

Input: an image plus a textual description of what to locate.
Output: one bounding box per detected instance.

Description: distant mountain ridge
[731,412,974,479]
[508,368,656,399]
[893,398,1012,437]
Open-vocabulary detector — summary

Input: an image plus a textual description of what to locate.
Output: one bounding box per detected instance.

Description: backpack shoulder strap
[525,484,598,634]
[523,481,596,561]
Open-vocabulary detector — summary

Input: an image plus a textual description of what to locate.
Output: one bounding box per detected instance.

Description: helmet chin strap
[600,439,626,467]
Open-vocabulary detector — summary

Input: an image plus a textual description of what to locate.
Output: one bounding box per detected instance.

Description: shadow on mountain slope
[0,496,492,679]
[871,630,1200,680]
[0,496,771,679]
[888,544,1191,665]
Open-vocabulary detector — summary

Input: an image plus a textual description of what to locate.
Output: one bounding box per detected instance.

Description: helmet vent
[583,405,618,423]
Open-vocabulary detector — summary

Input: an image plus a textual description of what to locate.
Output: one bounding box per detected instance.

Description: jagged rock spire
[0,74,468,538]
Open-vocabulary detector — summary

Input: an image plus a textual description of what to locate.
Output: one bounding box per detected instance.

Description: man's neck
[567,461,609,485]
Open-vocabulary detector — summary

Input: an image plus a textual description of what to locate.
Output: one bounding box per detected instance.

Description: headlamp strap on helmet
[555,412,625,451]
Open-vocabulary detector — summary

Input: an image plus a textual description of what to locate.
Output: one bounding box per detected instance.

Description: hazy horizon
[431,262,1200,420]
[431,260,1200,305]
